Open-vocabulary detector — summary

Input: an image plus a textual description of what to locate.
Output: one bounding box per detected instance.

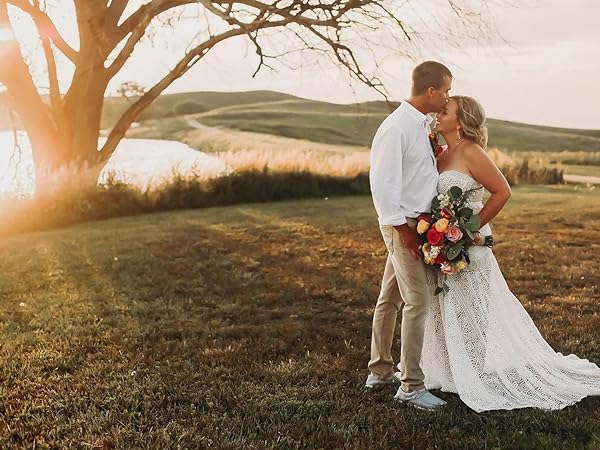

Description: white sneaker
[394,386,447,410]
[365,372,401,389]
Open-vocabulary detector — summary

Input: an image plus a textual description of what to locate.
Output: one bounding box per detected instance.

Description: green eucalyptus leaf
[447,243,464,260]
[449,186,463,200]
[466,215,481,231]
[458,207,473,219]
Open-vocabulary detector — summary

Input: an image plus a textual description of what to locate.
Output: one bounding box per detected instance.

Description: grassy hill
[117,91,600,152]
[2,90,600,153]
[2,186,600,447]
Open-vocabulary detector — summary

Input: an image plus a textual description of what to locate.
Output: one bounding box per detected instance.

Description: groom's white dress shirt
[369,101,439,226]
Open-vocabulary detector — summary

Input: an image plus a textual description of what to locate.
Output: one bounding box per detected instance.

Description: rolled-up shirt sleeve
[370,125,413,226]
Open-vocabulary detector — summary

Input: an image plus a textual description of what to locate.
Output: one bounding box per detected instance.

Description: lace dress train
[421,171,600,412]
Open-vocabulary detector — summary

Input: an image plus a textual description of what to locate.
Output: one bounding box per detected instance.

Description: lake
[0,131,229,195]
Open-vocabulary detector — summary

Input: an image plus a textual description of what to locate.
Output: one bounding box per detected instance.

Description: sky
[5,0,600,129]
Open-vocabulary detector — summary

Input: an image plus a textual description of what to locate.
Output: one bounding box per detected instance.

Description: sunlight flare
[0,26,15,42]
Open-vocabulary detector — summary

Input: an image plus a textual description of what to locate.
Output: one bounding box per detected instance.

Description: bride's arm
[465,145,511,228]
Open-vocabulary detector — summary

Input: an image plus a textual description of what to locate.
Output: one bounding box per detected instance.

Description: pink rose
[446,225,463,243]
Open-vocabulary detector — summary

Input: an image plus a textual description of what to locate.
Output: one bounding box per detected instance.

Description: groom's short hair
[412,61,453,95]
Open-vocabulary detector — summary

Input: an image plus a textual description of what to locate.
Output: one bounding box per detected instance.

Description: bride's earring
[456,129,462,141]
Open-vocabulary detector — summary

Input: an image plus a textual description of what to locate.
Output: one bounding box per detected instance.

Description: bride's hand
[474,232,494,247]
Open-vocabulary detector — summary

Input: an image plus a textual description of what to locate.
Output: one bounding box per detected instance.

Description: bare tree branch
[1,0,505,192]
[105,0,129,26]
[31,0,61,113]
[6,0,78,62]
[106,0,204,79]
[101,18,291,161]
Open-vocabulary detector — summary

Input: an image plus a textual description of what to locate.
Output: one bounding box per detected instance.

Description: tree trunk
[1,3,110,195]
[3,66,106,194]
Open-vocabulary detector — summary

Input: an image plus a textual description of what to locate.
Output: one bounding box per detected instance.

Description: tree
[0,0,495,192]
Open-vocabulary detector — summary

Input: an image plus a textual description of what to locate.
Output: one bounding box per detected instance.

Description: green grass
[487,120,600,152]
[118,90,600,153]
[4,90,599,153]
[199,110,386,147]
[2,186,600,448]
[557,164,600,177]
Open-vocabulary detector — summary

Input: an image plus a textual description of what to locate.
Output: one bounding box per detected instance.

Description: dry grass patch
[1,185,599,448]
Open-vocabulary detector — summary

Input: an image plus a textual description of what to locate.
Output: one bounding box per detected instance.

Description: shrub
[500,159,563,185]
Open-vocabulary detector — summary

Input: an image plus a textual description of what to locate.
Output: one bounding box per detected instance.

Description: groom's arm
[369,125,410,226]
[370,126,422,260]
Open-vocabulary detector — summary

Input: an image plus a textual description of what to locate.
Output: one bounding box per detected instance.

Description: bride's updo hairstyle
[452,95,488,149]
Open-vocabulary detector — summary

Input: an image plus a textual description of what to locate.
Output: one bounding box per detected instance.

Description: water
[0,131,230,196]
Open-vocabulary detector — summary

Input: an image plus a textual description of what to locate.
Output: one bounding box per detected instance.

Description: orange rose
[434,218,449,233]
[417,220,431,234]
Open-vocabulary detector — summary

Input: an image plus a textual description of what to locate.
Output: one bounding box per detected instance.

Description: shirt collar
[401,100,433,128]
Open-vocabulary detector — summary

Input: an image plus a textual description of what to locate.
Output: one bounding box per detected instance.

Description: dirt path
[185,116,215,131]
[564,174,600,185]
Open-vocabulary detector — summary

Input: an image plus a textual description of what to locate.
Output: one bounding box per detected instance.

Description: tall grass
[0,146,564,236]
[500,160,564,185]
[0,168,369,236]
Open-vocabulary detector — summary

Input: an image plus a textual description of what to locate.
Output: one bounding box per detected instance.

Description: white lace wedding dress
[421,170,600,412]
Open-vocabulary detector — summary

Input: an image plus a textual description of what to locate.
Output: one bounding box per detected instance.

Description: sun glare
[0,26,15,42]
[0,132,36,197]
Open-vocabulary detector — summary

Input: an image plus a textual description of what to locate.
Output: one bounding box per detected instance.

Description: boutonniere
[429,132,444,158]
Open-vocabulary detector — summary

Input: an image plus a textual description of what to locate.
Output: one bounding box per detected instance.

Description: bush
[500,159,563,185]
[0,169,370,236]
[0,152,562,237]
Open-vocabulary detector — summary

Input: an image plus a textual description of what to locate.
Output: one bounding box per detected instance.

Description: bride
[422,95,600,412]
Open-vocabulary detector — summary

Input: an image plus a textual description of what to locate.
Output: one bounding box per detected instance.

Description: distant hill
[2,90,600,152]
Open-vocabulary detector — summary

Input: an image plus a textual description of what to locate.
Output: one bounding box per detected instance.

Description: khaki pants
[368,221,433,391]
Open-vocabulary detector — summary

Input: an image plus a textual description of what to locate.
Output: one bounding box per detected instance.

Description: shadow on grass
[1,195,600,448]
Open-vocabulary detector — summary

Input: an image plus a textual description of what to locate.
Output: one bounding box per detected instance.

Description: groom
[367,61,452,410]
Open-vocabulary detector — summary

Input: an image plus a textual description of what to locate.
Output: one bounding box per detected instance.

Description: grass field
[2,185,599,448]
[557,164,600,178]
[3,90,599,157]
[112,90,600,153]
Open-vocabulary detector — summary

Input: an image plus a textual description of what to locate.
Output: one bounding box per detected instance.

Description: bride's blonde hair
[452,96,488,148]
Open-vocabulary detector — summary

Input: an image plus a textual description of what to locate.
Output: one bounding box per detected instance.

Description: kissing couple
[366,61,600,412]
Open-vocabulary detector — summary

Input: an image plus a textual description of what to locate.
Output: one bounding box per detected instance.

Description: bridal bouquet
[416,185,493,294]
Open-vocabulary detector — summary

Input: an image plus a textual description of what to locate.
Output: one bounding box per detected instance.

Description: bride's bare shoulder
[461,140,484,154]
[459,141,488,162]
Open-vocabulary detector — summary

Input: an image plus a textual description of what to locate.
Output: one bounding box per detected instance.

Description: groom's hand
[394,224,422,261]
